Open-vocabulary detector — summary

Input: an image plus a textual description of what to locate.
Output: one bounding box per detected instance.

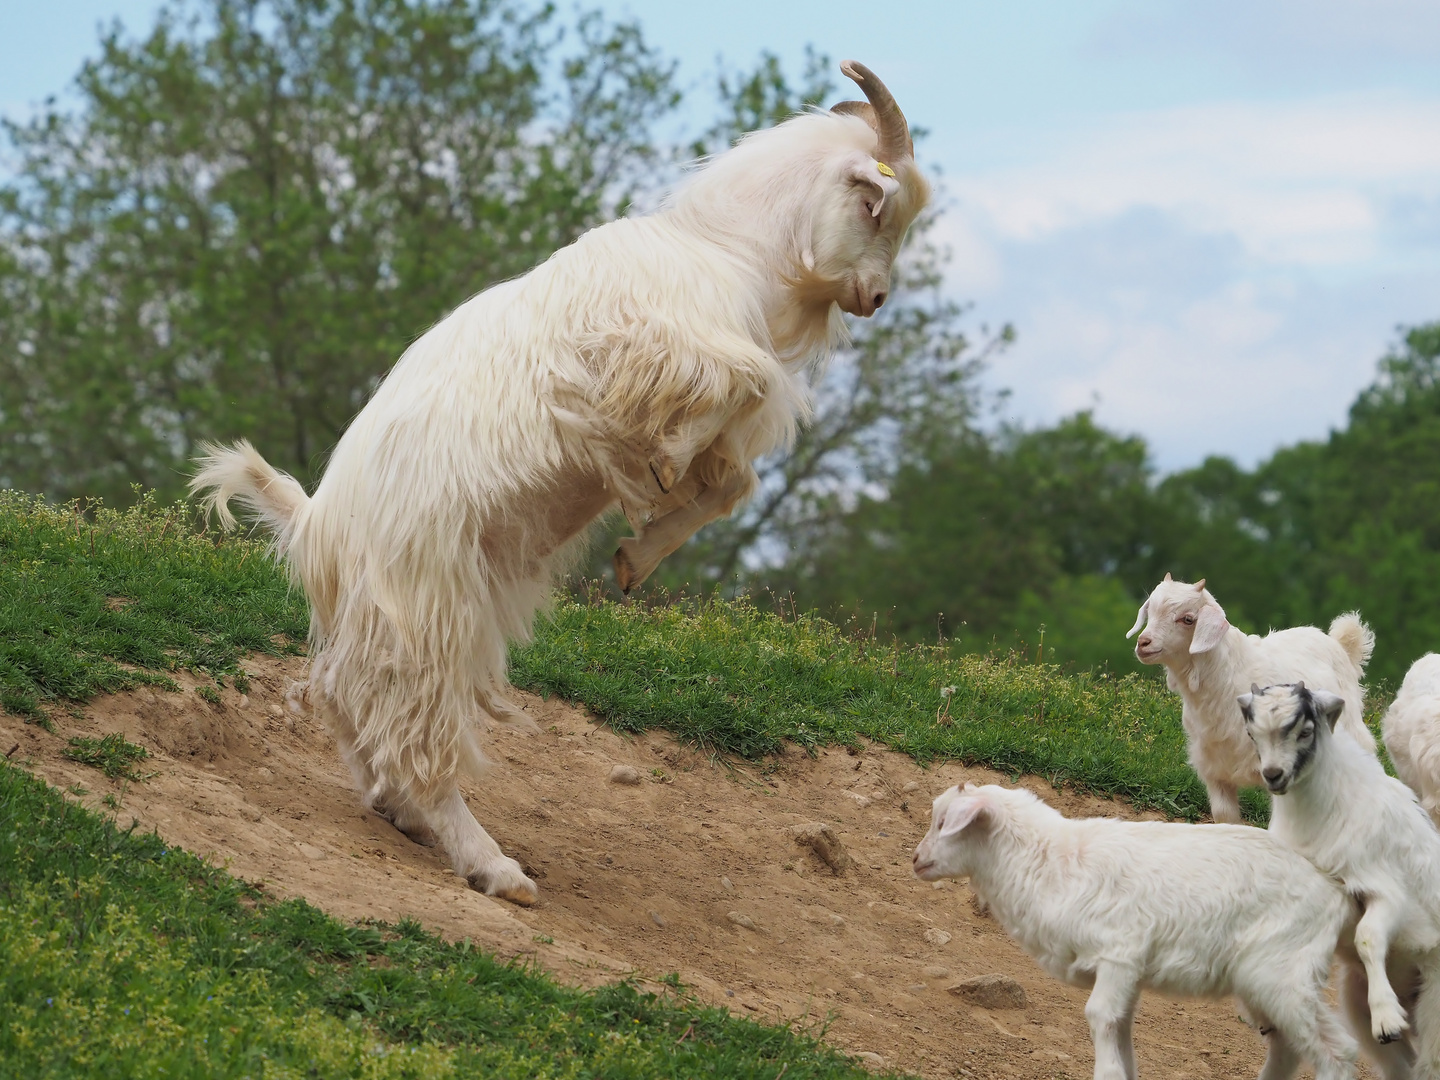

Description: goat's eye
[1181,614,1196,625]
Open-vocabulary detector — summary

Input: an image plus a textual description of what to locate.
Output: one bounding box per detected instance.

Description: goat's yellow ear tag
[876,161,896,177]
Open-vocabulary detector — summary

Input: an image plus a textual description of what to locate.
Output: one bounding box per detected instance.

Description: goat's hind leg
[1248,980,1358,1080]
[423,787,537,907]
[329,713,438,847]
[1084,963,1140,1080]
[1409,956,1440,1080]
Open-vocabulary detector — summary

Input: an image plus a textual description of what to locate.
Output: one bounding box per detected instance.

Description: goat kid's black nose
[872,292,887,311]
[1137,636,1152,649]
[1262,767,1285,784]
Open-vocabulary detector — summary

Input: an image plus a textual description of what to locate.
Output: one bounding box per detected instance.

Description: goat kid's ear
[1311,689,1346,731]
[938,795,987,839]
[1189,601,1230,654]
[1236,691,1255,721]
[844,154,900,217]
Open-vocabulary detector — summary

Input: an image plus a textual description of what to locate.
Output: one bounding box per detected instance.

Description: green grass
[0,490,307,722]
[62,733,150,781]
[1,488,1272,819]
[514,595,1220,818]
[0,761,887,1079]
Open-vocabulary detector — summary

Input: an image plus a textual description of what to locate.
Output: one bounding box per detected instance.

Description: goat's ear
[1311,689,1346,731]
[1126,598,1149,639]
[938,795,988,839]
[1189,601,1230,654]
[1237,692,1255,721]
[844,154,900,217]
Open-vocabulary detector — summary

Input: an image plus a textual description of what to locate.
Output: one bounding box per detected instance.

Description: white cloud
[949,94,1440,268]
[926,90,1440,469]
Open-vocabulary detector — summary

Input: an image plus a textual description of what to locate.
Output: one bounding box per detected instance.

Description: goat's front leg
[1084,962,1140,1080]
[1354,898,1410,1044]
[613,467,753,593]
[1340,957,1415,1079]
[1205,779,1243,824]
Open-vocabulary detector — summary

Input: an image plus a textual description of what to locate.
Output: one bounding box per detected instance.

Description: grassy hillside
[6,488,1369,1075]
[0,761,882,1079]
[0,491,1219,817]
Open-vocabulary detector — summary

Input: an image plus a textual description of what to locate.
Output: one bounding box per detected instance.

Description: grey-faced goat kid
[1242,681,1440,1080]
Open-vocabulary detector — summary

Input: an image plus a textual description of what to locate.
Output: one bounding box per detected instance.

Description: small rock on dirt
[923,927,952,946]
[947,973,1028,1010]
[922,965,950,978]
[854,1051,886,1068]
[720,875,734,891]
[609,764,642,785]
[902,780,922,793]
[296,842,327,860]
[648,909,667,928]
[793,822,852,874]
[727,911,757,931]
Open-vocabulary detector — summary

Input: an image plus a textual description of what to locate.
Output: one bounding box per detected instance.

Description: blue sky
[5,0,1439,470]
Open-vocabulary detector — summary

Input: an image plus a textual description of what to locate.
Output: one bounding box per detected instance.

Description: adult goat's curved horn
[838,60,912,161]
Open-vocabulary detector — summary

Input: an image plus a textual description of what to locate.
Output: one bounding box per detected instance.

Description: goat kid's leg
[1256,1027,1303,1080]
[1249,980,1357,1080]
[1084,963,1140,1080]
[1341,959,1415,1080]
[1205,779,1243,825]
[1409,958,1440,1080]
[424,787,537,907]
[1355,901,1411,1044]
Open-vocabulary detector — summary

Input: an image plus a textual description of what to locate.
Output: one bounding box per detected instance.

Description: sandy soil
[2,655,1367,1079]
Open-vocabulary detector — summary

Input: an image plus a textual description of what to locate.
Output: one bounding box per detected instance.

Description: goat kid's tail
[1328,612,1376,676]
[189,440,309,546]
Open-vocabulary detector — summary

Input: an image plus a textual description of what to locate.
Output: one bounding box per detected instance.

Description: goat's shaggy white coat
[1243,683,1440,1080]
[1127,575,1375,824]
[912,783,1358,1080]
[1383,654,1440,824]
[190,76,930,904]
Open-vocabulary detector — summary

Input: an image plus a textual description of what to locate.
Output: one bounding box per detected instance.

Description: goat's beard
[772,265,851,368]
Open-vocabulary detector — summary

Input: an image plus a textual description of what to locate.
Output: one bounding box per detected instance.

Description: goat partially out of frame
[192,61,930,905]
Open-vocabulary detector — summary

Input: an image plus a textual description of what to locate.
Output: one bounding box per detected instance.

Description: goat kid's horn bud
[838,60,913,163]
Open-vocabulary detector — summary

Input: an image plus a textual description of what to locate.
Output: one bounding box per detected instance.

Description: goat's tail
[1328,612,1376,676]
[189,440,310,548]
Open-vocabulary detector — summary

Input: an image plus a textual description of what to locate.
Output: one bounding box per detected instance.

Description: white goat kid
[1242,682,1440,1080]
[1127,574,1375,824]
[190,62,930,906]
[1383,653,1440,824]
[913,783,1358,1080]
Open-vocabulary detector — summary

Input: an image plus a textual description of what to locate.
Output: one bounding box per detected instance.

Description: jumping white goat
[913,783,1358,1080]
[1241,682,1440,1080]
[190,62,930,905]
[1383,653,1440,824]
[1126,574,1375,824]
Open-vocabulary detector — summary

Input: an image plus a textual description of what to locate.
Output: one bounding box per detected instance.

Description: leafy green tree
[0,0,677,502]
[772,412,1150,666]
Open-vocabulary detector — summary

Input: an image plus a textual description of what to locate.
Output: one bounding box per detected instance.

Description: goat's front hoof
[1371,1003,1410,1044]
[649,457,675,494]
[466,859,539,907]
[613,543,638,594]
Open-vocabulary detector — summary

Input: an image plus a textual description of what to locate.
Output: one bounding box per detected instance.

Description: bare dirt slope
[3,655,1362,1079]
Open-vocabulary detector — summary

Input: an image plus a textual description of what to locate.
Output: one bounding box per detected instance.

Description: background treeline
[2,0,1436,685]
